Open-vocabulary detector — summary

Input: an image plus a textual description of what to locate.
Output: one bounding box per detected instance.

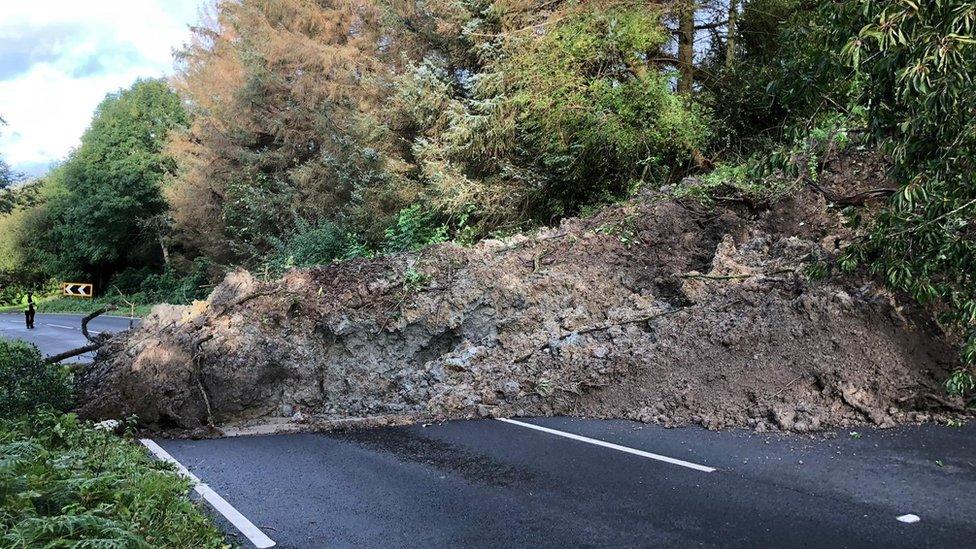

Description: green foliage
[395,3,709,229]
[946,370,976,397]
[32,297,151,318]
[267,219,360,273]
[675,110,862,207]
[382,204,449,254]
[0,340,72,418]
[506,7,708,204]
[0,411,227,547]
[402,266,430,293]
[821,1,976,380]
[701,0,862,155]
[120,258,214,305]
[595,214,638,249]
[27,79,189,283]
[0,270,52,307]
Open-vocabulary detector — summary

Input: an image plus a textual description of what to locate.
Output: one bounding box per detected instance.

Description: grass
[0,294,59,314]
[35,297,154,317]
[0,296,153,317]
[0,411,229,547]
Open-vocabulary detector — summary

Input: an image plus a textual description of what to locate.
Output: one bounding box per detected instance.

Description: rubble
[77,153,966,434]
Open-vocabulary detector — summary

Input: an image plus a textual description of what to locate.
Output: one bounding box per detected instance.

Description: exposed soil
[77,150,967,435]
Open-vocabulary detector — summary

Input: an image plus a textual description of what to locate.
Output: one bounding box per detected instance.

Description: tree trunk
[159,234,170,267]
[677,1,696,94]
[726,0,738,67]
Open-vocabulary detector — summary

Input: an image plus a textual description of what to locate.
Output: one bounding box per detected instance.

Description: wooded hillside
[1,0,974,393]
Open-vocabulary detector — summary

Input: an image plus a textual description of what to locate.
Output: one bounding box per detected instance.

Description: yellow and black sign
[61,282,94,298]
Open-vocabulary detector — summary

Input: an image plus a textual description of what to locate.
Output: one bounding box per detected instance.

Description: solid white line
[496,418,717,473]
[140,439,276,548]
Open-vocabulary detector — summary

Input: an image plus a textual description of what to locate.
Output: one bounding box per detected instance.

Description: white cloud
[0,0,203,175]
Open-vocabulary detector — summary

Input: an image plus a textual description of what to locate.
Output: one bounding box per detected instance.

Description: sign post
[61,282,94,299]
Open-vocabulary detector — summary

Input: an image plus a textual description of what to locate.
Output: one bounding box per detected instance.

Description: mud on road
[78,153,966,435]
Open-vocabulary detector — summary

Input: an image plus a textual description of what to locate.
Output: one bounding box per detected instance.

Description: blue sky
[0,0,203,177]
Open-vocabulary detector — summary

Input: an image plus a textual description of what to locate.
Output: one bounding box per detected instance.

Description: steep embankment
[77,153,964,435]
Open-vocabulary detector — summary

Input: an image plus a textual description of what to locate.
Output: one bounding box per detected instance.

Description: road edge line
[140,439,276,548]
[496,418,717,473]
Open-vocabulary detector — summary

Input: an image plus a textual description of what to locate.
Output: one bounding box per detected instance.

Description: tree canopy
[26,79,188,284]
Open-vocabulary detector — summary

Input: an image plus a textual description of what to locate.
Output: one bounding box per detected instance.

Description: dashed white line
[496,418,717,473]
[897,514,920,524]
[140,439,276,548]
[46,323,76,330]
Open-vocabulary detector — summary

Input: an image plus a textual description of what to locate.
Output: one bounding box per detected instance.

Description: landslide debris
[77,154,964,435]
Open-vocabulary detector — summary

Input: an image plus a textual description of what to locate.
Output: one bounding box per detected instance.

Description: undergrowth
[0,411,228,548]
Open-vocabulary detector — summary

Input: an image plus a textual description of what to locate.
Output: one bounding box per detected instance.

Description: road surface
[0,312,137,362]
[158,419,976,548]
[5,314,975,548]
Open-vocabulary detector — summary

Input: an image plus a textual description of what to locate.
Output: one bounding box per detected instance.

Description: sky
[0,0,203,177]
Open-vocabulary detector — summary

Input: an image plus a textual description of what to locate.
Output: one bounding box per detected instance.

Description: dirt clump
[77,162,964,434]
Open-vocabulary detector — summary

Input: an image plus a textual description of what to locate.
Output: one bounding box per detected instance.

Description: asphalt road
[156,418,976,548]
[0,312,137,362]
[6,314,976,547]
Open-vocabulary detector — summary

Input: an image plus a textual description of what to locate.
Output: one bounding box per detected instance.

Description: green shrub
[382,204,448,254]
[34,296,151,317]
[0,411,227,547]
[267,219,357,272]
[822,0,976,386]
[0,340,72,417]
[137,258,214,304]
[390,4,709,232]
[505,7,709,206]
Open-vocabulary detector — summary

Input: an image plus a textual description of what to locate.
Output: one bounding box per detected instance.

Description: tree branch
[82,305,117,343]
[44,305,118,365]
[44,344,101,365]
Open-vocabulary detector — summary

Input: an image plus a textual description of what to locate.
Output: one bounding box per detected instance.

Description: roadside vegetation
[0,339,228,547]
[0,0,973,395]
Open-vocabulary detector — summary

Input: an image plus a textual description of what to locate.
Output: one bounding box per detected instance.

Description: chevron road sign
[61,282,94,298]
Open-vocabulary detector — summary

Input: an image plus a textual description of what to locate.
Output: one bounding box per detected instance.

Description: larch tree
[167,0,418,263]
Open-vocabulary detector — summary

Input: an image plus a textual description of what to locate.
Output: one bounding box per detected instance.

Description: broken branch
[44,344,101,365]
[44,305,118,365]
[82,305,117,342]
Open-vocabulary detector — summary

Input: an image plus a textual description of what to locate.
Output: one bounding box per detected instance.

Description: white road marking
[897,514,920,524]
[140,439,276,548]
[496,418,717,473]
[32,322,98,334]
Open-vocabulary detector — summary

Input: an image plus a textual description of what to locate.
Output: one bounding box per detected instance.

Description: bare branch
[82,305,117,343]
[44,344,101,365]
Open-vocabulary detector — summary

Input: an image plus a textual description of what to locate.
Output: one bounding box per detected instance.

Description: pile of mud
[78,154,965,434]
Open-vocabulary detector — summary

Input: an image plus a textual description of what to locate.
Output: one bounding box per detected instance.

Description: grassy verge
[34,297,154,318]
[0,411,229,547]
[0,295,59,314]
[0,340,227,546]
[0,297,153,317]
